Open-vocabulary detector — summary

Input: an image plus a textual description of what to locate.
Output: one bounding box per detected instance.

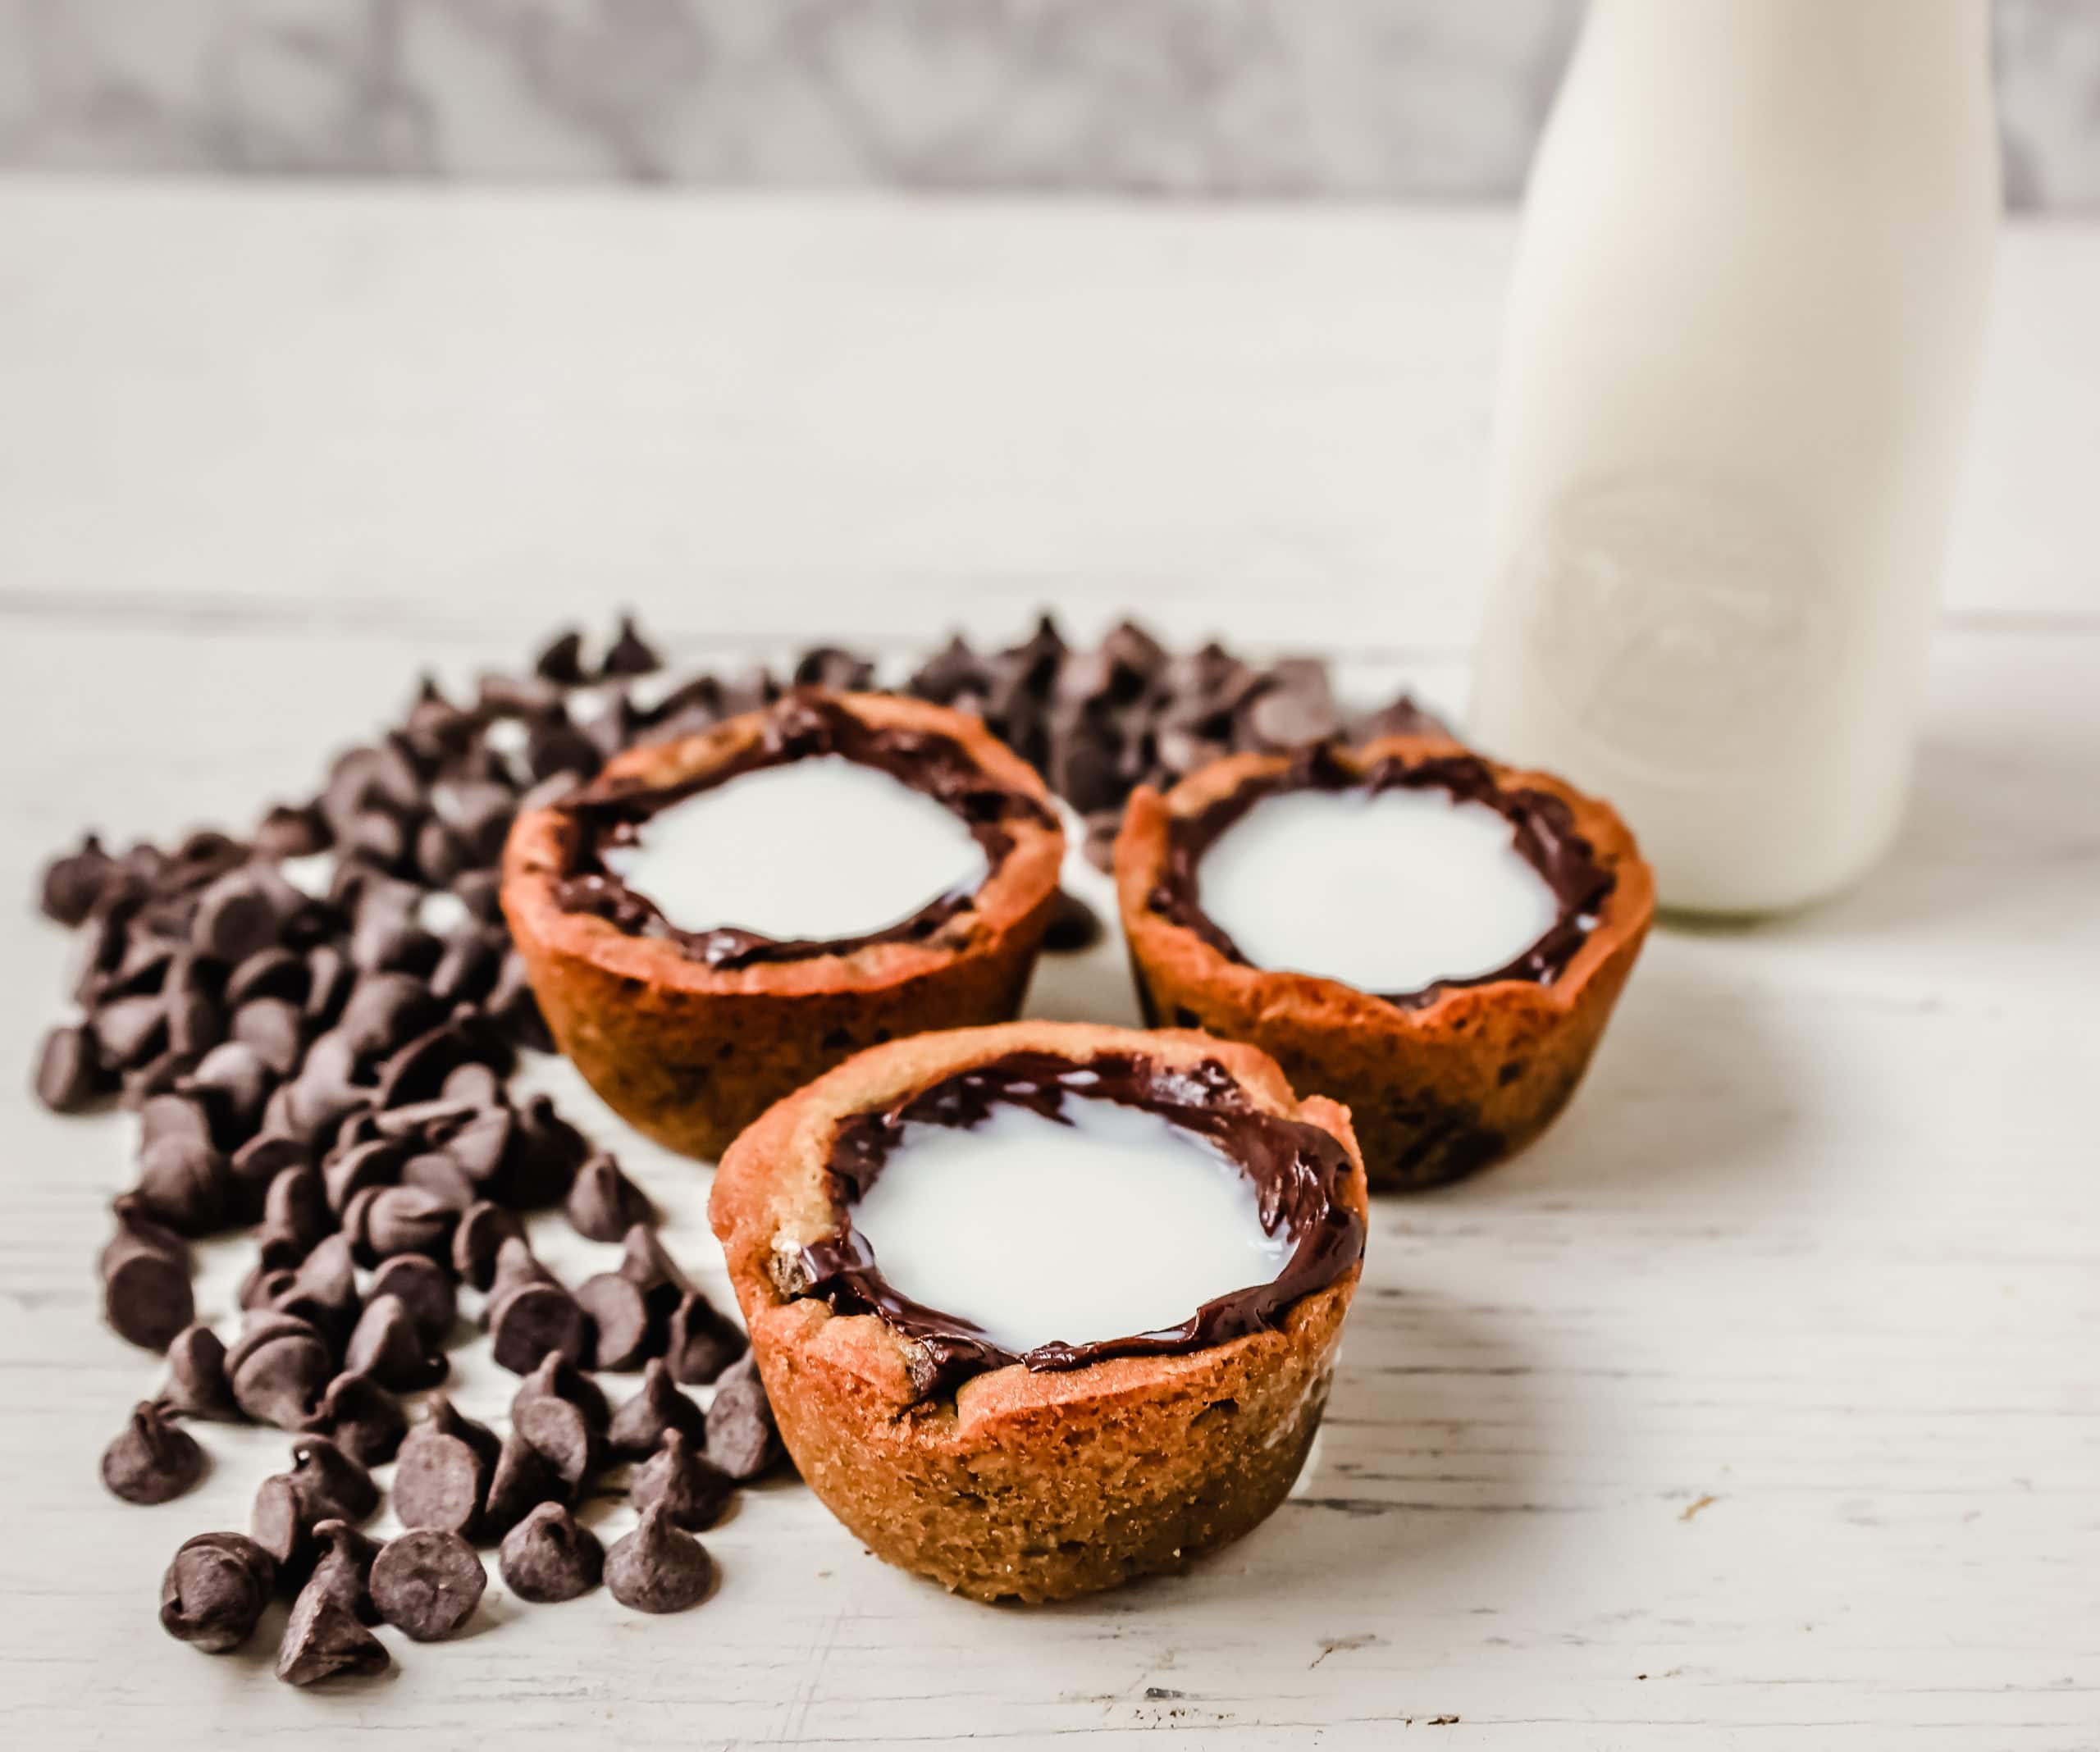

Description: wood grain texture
[1,187,2096,1750]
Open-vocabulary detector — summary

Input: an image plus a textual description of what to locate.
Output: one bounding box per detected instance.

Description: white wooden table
[2,183,2096,1750]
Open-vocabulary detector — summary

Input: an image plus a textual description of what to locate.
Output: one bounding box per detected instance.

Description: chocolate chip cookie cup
[502,691,1065,1160]
[1116,737,1654,1191]
[709,1020,1367,1604]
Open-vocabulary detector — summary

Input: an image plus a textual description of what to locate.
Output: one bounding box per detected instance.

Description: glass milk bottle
[1469,0,1998,914]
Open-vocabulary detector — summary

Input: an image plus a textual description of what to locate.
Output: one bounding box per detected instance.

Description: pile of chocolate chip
[32,613,1439,1685]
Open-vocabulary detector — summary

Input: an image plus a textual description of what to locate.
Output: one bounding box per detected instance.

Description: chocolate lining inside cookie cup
[503,692,1066,1160]
[710,1021,1368,1603]
[1116,735,1655,1193]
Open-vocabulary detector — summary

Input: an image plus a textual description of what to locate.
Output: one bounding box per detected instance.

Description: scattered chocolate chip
[451,1199,523,1290]
[482,1431,562,1537]
[132,1134,232,1235]
[426,1393,504,1471]
[400,1147,477,1210]
[160,1531,276,1652]
[609,1360,708,1462]
[232,997,306,1077]
[499,1502,604,1603]
[305,1517,381,1623]
[534,627,587,685]
[706,1353,786,1482]
[161,1323,240,1419]
[229,1319,331,1428]
[370,1528,486,1641]
[513,1394,600,1503]
[575,1271,655,1371]
[605,1505,715,1614]
[343,1293,448,1390]
[102,1400,206,1503]
[279,1232,360,1341]
[260,1162,330,1252]
[251,1472,321,1578]
[99,1225,194,1351]
[511,1352,612,1435]
[564,1152,652,1242]
[226,945,308,1008]
[192,868,285,965]
[96,993,170,1070]
[490,1281,591,1376]
[34,1022,106,1111]
[290,1433,381,1524]
[276,1585,390,1686]
[309,1371,407,1467]
[355,1184,457,1263]
[368,1254,456,1344]
[629,1428,735,1531]
[600,614,661,678]
[185,1039,275,1136]
[324,1137,404,1216]
[40,833,117,925]
[664,1289,747,1386]
[393,1431,487,1537]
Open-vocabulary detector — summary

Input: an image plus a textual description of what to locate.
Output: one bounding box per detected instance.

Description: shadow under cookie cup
[501,692,1066,1161]
[708,1020,1368,1604]
[1113,734,1655,1193]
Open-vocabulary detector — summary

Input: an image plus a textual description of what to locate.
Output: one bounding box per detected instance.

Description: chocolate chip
[605,1505,714,1613]
[1042,887,1104,953]
[393,1431,487,1537]
[95,993,169,1070]
[499,1502,604,1603]
[275,1585,390,1686]
[260,1162,329,1251]
[290,1432,381,1523]
[618,1223,690,1302]
[338,970,439,1061]
[185,1039,275,1137]
[600,614,661,678]
[441,1104,514,1187]
[133,1134,232,1235]
[306,1518,381,1623]
[304,943,354,1023]
[231,1325,334,1429]
[513,1394,600,1502]
[240,1262,297,1312]
[160,1531,276,1652]
[705,1353,785,1482]
[370,1528,485,1641]
[534,627,587,685]
[368,1254,456,1344]
[575,1271,655,1371]
[101,1228,194,1352]
[608,1360,708,1462]
[400,1148,477,1210]
[451,1199,523,1290]
[564,1152,652,1242]
[102,1400,206,1503]
[34,1023,106,1112]
[231,997,305,1077]
[511,1352,610,1435]
[40,833,117,925]
[165,987,224,1061]
[496,1093,587,1207]
[191,868,285,965]
[309,1370,407,1467]
[279,1231,360,1340]
[139,1090,213,1151]
[251,1472,320,1578]
[491,1234,558,1298]
[490,1281,590,1376]
[161,1324,240,1420]
[629,1428,734,1531]
[323,1138,405,1214]
[664,1289,747,1386]
[343,1293,448,1390]
[482,1431,562,1537]
[355,1184,457,1263]
[427,1393,504,1470]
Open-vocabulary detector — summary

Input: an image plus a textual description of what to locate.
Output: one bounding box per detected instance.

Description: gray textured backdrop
[2,0,2095,208]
